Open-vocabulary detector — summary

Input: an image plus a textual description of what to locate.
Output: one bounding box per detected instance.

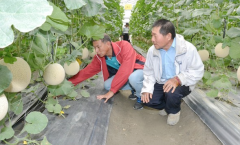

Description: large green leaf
[212,19,222,29]
[45,103,62,114]
[48,80,74,96]
[23,111,48,134]
[7,93,23,115]
[176,0,185,6]
[183,28,200,36]
[192,9,212,17]
[0,0,53,48]
[40,2,69,32]
[203,71,211,79]
[226,27,240,38]
[229,37,240,59]
[237,6,240,15]
[0,65,12,93]
[214,0,223,4]
[81,0,106,17]
[32,34,48,56]
[79,25,105,40]
[64,0,86,10]
[206,89,218,97]
[0,126,15,140]
[185,0,193,5]
[80,90,90,97]
[213,76,232,90]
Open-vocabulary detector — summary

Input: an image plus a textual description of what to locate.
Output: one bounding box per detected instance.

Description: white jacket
[141,34,204,94]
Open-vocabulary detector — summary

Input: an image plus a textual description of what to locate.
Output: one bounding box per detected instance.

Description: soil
[106,90,222,145]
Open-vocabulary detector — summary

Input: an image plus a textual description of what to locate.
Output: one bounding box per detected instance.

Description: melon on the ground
[198,50,209,61]
[0,57,31,92]
[64,60,80,76]
[43,63,65,85]
[89,49,96,57]
[237,66,240,82]
[0,94,8,121]
[215,43,229,58]
[82,48,89,60]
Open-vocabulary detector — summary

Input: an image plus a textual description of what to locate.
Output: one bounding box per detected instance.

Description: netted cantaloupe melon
[64,60,79,76]
[89,49,96,57]
[237,66,240,82]
[0,94,8,121]
[215,43,229,58]
[43,63,65,85]
[198,50,209,61]
[0,57,31,92]
[82,48,89,60]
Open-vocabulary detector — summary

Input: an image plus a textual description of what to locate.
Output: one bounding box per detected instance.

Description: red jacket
[68,41,146,93]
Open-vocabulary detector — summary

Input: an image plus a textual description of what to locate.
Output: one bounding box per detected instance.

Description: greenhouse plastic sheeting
[31,74,113,145]
[184,89,240,145]
[134,45,240,145]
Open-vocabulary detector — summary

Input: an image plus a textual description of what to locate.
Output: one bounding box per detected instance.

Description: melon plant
[82,48,89,60]
[64,60,80,76]
[43,63,65,85]
[0,94,8,121]
[0,57,31,92]
[214,43,230,58]
[198,50,209,61]
[237,66,240,82]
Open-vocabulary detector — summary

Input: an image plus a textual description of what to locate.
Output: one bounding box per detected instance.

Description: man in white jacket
[141,19,204,125]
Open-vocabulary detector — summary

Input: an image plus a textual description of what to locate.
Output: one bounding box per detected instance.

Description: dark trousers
[123,33,130,43]
[144,83,191,114]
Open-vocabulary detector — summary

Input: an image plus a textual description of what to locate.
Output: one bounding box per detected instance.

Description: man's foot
[128,90,137,100]
[133,97,143,110]
[159,109,167,116]
[167,111,180,126]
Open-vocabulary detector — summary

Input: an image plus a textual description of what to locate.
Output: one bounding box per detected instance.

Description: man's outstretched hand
[97,91,114,103]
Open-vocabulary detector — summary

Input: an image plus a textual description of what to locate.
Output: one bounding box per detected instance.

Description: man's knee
[165,91,182,106]
[104,81,111,91]
[128,70,143,85]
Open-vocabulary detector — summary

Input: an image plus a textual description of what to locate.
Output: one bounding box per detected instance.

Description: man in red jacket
[68,34,146,109]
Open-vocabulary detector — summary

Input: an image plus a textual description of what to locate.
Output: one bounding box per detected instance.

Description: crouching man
[69,34,146,109]
[141,19,204,125]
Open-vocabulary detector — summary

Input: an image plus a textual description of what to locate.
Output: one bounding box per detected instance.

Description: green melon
[198,50,209,61]
[43,63,65,85]
[82,48,89,60]
[64,60,79,76]
[0,94,8,121]
[0,57,31,92]
[215,43,229,58]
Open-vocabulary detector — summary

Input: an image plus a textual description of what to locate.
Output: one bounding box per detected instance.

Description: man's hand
[163,77,179,93]
[141,92,153,103]
[97,91,114,103]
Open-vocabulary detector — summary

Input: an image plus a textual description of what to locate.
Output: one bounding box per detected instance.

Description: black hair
[152,19,176,39]
[126,23,129,26]
[92,34,111,43]
[101,34,111,43]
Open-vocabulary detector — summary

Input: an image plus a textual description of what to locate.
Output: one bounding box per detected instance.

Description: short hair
[152,19,176,39]
[92,34,111,43]
[126,23,129,26]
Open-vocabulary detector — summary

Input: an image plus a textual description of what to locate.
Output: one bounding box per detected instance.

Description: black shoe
[133,97,143,110]
[128,90,137,100]
[129,94,137,100]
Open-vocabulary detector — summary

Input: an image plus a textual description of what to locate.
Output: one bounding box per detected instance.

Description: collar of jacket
[152,34,187,57]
